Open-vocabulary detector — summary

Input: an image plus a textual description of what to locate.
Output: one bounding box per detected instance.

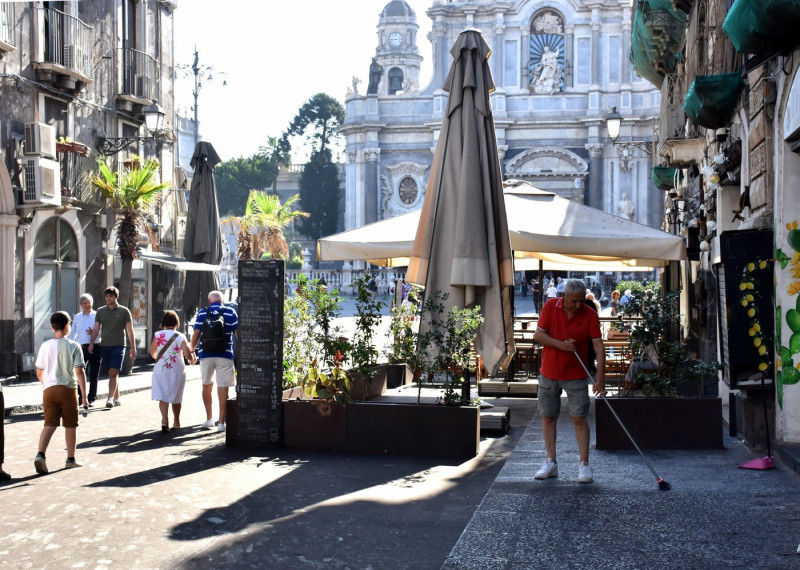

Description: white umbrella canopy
[317,181,685,268]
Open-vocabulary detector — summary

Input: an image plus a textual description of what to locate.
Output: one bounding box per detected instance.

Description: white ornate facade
[341,0,664,230]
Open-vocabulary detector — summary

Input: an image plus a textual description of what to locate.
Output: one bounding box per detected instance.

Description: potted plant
[346,275,388,401]
[384,297,417,388]
[596,290,723,450]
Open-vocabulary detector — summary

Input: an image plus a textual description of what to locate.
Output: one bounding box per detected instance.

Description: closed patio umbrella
[407,30,515,376]
[183,141,223,328]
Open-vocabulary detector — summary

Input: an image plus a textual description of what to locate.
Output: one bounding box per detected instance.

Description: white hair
[79,293,94,305]
[208,290,223,303]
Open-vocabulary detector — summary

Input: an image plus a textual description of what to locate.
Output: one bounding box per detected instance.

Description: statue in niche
[531,46,562,94]
[617,193,635,220]
[367,58,384,94]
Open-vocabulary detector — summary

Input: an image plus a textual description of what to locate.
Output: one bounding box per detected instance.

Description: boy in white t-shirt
[34,311,88,474]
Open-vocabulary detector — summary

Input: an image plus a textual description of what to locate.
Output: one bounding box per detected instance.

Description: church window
[398,176,418,204]
[388,67,404,95]
[529,10,565,94]
[576,37,591,85]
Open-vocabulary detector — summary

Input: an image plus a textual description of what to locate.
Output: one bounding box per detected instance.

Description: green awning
[723,0,800,55]
[683,73,745,129]
[630,0,688,89]
[651,167,683,190]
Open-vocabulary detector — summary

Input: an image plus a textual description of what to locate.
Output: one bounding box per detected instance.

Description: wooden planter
[595,397,723,450]
[348,367,388,401]
[282,400,480,458]
[282,400,347,452]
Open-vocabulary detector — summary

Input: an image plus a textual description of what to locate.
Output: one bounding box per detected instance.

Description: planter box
[349,368,388,401]
[385,363,414,388]
[282,400,347,452]
[595,397,723,450]
[282,399,480,458]
[347,402,480,458]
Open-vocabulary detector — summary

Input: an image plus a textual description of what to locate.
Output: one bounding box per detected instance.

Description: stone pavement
[4,364,800,568]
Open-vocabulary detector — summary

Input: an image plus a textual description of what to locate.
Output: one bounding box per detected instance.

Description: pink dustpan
[739,456,775,470]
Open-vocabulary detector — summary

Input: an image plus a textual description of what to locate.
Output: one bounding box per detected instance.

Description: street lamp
[97,101,169,155]
[605,106,658,171]
[177,48,226,148]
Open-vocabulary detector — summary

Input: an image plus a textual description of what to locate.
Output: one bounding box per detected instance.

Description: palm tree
[90,157,170,308]
[236,190,308,260]
[258,135,292,193]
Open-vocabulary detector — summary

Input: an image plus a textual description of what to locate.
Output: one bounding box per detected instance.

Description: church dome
[381,0,414,19]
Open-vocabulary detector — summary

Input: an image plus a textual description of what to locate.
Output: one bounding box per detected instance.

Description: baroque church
[340,0,663,233]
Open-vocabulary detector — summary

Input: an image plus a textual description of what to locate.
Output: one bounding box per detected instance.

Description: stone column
[345,150,359,230]
[621,19,632,85]
[585,143,604,210]
[520,26,530,90]
[565,25,574,89]
[364,148,380,225]
[493,22,505,86]
[591,20,601,86]
[433,22,448,90]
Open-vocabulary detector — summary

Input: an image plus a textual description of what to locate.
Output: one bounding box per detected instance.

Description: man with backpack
[189,291,238,432]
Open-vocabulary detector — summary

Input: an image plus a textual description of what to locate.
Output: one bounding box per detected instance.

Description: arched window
[33,217,79,348]
[529,10,566,94]
[388,67,404,95]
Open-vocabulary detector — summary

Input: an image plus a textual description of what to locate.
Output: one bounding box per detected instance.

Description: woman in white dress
[149,311,196,432]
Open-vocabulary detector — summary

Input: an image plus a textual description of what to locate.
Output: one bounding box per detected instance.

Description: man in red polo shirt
[534,279,605,483]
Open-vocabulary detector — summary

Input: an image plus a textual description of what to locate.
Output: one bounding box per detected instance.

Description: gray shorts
[538,374,590,418]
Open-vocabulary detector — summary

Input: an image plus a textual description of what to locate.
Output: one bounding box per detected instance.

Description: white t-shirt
[546,285,557,298]
[35,337,85,389]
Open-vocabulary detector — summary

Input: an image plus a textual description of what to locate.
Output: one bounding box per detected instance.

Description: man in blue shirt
[189,291,238,432]
[555,277,565,298]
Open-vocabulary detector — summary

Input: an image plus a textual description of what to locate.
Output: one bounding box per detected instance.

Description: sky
[173,0,433,162]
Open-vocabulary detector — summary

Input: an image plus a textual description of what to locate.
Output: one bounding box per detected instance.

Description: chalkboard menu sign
[234,259,284,446]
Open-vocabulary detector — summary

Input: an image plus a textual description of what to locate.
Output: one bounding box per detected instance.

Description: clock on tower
[388,32,403,47]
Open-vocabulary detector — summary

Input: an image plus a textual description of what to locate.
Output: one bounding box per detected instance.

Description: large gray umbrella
[183,141,222,327]
[407,30,515,376]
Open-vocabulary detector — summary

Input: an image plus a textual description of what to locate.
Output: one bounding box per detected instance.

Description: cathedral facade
[341,0,664,232]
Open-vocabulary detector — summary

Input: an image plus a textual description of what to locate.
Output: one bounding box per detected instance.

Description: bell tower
[374,0,422,96]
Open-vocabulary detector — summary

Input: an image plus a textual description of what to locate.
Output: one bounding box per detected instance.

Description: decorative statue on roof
[367,58,384,95]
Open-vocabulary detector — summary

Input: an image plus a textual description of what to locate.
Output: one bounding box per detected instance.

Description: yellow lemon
[741,299,748,307]
[758,362,769,371]
[759,260,767,269]
[747,262,755,271]
[746,282,755,290]
[739,283,747,291]
[758,345,767,355]
[746,294,754,302]
[753,323,761,332]
[748,308,756,318]
[754,337,762,347]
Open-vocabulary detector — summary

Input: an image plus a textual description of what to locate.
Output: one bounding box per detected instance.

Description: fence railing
[120,47,158,99]
[45,7,93,78]
[1,3,16,46]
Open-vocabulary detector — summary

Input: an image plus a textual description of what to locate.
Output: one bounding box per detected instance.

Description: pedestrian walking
[609,289,621,317]
[533,279,605,484]
[189,290,238,432]
[33,311,88,474]
[70,293,101,405]
[89,287,135,409]
[149,311,196,432]
[521,277,528,299]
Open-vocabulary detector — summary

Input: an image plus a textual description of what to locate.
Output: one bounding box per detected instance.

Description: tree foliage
[282,93,345,156]
[214,154,276,217]
[298,148,341,242]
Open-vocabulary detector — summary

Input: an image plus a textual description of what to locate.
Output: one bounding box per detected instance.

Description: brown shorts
[43,385,79,428]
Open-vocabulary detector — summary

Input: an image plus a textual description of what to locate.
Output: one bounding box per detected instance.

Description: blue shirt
[193,302,238,359]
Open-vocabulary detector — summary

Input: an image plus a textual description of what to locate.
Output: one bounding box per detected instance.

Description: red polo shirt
[537,297,602,381]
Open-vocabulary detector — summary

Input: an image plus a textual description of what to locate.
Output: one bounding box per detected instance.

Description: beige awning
[137,251,220,272]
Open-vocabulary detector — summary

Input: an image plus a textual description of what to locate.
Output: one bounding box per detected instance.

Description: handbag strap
[155,332,180,362]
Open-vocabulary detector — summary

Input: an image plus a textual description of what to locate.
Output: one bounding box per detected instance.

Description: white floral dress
[151,330,188,404]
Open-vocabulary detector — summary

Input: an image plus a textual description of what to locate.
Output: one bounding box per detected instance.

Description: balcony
[0,3,17,55]
[116,48,158,112]
[32,7,93,93]
[658,72,704,168]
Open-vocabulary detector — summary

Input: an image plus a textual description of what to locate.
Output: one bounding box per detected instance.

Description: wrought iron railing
[120,47,158,99]
[44,7,93,78]
[0,3,16,46]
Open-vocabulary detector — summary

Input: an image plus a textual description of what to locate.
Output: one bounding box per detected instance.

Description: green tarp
[630,0,688,89]
[723,0,800,55]
[683,73,745,129]
[651,167,683,190]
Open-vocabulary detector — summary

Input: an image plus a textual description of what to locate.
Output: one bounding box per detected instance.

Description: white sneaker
[201,419,215,429]
[105,399,114,409]
[534,458,558,480]
[217,423,226,432]
[578,462,594,483]
[113,399,121,407]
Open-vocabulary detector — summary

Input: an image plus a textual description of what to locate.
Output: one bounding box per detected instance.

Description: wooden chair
[603,341,631,395]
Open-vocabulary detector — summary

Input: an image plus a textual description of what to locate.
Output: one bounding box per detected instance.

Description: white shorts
[199,357,236,387]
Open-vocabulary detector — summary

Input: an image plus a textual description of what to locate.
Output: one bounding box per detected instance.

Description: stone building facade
[341,0,663,235]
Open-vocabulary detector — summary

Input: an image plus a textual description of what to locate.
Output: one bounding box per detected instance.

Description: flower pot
[595,397,723,450]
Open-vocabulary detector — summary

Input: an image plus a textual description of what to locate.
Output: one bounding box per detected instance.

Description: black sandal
[161,423,169,433]
[0,470,11,481]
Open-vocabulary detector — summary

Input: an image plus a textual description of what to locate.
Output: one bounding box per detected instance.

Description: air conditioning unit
[64,45,88,75]
[23,122,56,159]
[135,74,151,99]
[21,157,61,206]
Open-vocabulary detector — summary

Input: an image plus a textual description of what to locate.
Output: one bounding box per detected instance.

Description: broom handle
[572,351,661,480]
